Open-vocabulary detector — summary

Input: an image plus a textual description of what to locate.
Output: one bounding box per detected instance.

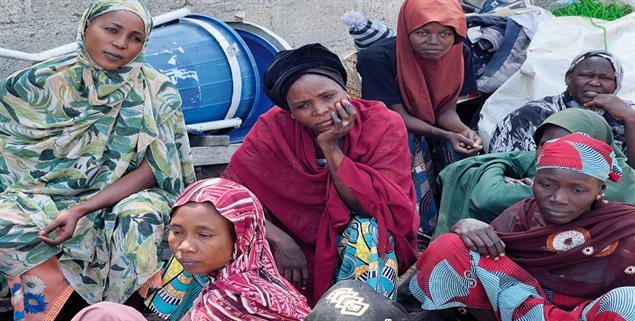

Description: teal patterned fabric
[0,0,195,305]
[336,216,399,301]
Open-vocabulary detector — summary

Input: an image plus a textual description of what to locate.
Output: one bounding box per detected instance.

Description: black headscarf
[263,43,347,110]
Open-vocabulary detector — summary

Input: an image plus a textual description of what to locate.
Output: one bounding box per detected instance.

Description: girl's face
[84,10,146,70]
[408,21,456,60]
[169,202,235,275]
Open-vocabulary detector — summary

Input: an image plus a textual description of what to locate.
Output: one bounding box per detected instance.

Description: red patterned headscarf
[536,132,622,182]
[173,178,310,321]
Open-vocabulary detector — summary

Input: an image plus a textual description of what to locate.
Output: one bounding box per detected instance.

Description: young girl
[166,178,310,321]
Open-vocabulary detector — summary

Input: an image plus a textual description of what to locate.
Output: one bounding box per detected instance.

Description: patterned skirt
[336,216,398,301]
[409,233,635,321]
[409,135,460,237]
[0,189,172,321]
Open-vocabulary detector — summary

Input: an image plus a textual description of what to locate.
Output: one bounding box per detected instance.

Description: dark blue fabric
[481,19,522,78]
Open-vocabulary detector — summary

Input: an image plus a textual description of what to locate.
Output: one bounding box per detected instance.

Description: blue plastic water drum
[226,21,292,143]
[144,15,259,125]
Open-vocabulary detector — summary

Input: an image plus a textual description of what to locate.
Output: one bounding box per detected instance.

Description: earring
[291,114,296,119]
[596,193,604,200]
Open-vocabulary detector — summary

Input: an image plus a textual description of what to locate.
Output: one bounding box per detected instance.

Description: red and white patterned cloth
[174,178,310,321]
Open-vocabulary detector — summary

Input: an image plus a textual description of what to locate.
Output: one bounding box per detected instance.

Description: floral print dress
[0,0,195,320]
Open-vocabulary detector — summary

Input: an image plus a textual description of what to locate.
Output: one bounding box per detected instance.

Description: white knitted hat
[341,11,396,49]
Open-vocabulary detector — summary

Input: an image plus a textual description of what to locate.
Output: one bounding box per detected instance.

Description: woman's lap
[409,135,460,236]
[410,233,635,321]
[0,188,172,319]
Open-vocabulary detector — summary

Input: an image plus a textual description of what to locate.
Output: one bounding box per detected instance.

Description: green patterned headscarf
[77,0,153,67]
[0,0,194,197]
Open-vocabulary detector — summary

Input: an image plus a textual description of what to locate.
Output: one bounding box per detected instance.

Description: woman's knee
[112,190,170,219]
[428,233,466,253]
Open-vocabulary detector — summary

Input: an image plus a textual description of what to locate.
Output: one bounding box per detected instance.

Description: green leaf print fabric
[0,0,195,305]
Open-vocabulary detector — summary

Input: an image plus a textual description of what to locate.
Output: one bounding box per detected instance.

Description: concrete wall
[0,0,402,78]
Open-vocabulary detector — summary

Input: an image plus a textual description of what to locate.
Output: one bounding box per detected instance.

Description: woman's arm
[584,94,635,167]
[389,103,450,139]
[625,119,635,168]
[319,142,371,217]
[391,103,481,156]
[38,160,157,245]
[265,219,310,289]
[437,104,482,155]
[316,100,371,216]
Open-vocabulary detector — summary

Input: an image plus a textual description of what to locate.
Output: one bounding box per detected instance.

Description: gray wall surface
[0,0,402,78]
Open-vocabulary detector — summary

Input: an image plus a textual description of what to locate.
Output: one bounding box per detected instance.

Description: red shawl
[492,199,635,299]
[222,99,418,300]
[396,0,466,124]
[174,178,310,321]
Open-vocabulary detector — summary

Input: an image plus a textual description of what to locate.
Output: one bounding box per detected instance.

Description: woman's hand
[269,234,310,290]
[316,99,356,149]
[452,218,505,259]
[584,94,635,122]
[448,131,482,156]
[462,128,483,150]
[38,206,87,246]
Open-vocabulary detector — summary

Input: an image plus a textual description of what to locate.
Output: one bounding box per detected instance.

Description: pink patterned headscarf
[172,178,311,321]
[71,302,147,321]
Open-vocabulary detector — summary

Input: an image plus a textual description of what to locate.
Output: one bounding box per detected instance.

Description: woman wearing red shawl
[222,43,419,303]
[409,132,635,321]
[357,0,482,237]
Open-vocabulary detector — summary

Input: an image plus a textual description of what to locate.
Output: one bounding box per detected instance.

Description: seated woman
[0,0,194,320]
[489,50,635,167]
[434,108,635,236]
[165,178,309,320]
[410,133,635,321]
[357,0,482,236]
[222,43,419,303]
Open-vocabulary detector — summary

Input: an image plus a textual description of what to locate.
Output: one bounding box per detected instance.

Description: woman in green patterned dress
[0,0,195,320]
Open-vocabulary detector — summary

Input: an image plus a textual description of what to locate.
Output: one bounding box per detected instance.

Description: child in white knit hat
[341,11,395,50]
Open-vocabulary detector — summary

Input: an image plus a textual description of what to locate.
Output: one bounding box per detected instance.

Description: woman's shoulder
[3,54,77,85]
[354,99,402,124]
[356,37,397,64]
[256,106,289,123]
[141,64,177,89]
[243,107,293,138]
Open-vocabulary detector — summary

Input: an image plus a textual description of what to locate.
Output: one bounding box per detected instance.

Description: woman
[163,178,309,321]
[434,108,635,236]
[489,50,635,167]
[410,133,635,321]
[222,43,419,303]
[357,0,482,236]
[0,1,195,320]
